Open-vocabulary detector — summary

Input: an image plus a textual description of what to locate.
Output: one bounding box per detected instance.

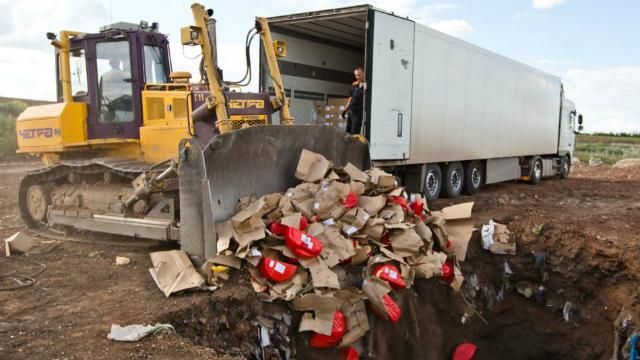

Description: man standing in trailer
[342,66,365,135]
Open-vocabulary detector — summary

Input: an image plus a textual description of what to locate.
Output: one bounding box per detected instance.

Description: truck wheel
[463,161,483,195]
[423,164,442,202]
[443,162,464,198]
[529,157,543,185]
[559,156,570,179]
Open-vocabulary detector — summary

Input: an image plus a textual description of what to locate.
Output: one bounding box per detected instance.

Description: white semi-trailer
[260,4,584,200]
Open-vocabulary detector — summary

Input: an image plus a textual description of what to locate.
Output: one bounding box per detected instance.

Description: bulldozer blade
[178,125,371,259]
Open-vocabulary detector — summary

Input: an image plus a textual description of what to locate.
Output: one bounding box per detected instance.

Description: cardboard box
[430,202,476,262]
[149,250,206,297]
[295,149,331,183]
[4,232,39,256]
[314,99,349,129]
[328,97,349,109]
[368,168,396,188]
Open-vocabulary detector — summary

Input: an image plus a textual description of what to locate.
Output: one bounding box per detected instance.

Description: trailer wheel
[463,161,483,195]
[423,164,442,202]
[529,157,543,185]
[559,156,570,179]
[443,162,464,198]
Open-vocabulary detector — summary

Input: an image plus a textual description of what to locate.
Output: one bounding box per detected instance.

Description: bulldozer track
[18,158,169,232]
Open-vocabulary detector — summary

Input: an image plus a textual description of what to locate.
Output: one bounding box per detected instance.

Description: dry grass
[576,134,640,165]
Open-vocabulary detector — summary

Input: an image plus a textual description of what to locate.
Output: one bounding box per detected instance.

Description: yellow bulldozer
[15,3,369,259]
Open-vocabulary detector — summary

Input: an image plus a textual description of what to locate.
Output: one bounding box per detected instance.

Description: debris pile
[155,149,475,354]
[481,220,516,255]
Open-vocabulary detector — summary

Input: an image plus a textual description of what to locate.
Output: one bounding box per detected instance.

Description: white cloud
[0,0,108,100]
[532,0,566,11]
[429,19,474,38]
[0,46,54,100]
[563,66,640,133]
[0,0,107,48]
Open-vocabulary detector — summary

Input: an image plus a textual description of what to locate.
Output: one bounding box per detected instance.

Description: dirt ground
[1,159,639,359]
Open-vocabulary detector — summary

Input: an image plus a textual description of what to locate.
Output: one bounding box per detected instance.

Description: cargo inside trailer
[260,6,369,126]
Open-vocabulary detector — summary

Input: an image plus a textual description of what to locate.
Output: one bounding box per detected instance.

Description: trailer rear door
[368,11,415,160]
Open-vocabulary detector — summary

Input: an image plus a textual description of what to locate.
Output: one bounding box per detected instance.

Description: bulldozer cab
[59,23,171,140]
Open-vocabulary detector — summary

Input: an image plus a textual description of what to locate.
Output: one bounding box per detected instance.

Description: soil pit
[158,222,628,360]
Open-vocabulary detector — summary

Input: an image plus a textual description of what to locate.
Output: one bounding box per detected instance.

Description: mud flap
[179,125,371,259]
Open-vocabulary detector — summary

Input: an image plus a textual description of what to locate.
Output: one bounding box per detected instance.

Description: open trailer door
[367,10,415,161]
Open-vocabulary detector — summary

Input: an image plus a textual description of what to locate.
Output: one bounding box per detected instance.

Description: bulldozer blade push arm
[178,125,370,259]
[256,17,294,125]
[187,3,232,133]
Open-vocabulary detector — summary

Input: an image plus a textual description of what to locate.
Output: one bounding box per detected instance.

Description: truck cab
[558,97,584,164]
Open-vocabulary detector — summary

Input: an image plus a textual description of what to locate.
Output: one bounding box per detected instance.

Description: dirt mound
[613,158,640,168]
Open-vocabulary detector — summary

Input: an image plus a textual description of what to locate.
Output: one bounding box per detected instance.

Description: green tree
[0,100,28,156]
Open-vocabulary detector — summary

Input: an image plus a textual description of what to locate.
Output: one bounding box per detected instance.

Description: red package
[342,191,358,209]
[258,257,297,283]
[269,222,288,236]
[299,216,309,231]
[382,294,402,323]
[343,346,359,360]
[284,227,323,259]
[269,217,308,235]
[453,343,477,360]
[373,264,406,290]
[410,198,424,215]
[309,311,347,349]
[390,196,409,210]
[380,233,391,246]
[441,261,455,283]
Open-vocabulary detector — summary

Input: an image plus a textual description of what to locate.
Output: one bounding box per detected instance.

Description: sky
[0,0,638,133]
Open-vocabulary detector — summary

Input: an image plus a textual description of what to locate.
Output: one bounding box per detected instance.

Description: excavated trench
[160,229,623,359]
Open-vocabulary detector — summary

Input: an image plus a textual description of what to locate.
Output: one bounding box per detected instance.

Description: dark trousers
[346,111,363,135]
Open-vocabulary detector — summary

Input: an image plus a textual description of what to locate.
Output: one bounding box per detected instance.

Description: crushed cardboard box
[439,202,476,261]
[295,149,332,183]
[4,232,40,256]
[149,250,206,297]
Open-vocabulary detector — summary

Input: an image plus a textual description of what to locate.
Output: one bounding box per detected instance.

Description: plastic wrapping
[259,257,297,283]
[309,311,347,348]
[343,191,359,209]
[284,227,323,259]
[374,264,406,290]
